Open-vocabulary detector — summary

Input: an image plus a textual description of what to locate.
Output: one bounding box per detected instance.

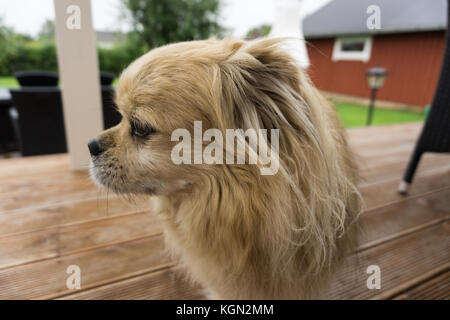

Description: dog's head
[89,37,309,195]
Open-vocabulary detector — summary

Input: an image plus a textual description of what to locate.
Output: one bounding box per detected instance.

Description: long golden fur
[89,38,362,299]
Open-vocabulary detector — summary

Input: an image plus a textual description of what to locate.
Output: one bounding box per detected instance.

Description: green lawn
[0,76,425,128]
[335,102,424,128]
[0,77,19,87]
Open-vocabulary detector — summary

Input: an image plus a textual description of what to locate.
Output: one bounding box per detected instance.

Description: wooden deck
[0,122,448,300]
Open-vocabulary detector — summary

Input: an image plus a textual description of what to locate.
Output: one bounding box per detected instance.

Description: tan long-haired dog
[89,38,362,299]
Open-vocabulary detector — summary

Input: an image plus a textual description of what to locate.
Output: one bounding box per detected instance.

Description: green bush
[0,39,144,77]
[8,41,58,74]
[0,19,145,76]
[97,37,146,75]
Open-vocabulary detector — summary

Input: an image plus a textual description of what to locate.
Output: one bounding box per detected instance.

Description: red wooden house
[303,0,447,107]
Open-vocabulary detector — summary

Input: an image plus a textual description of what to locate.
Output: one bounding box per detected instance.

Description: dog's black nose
[88,138,104,157]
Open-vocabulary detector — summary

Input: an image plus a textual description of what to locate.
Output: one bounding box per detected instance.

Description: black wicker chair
[100,72,116,86]
[9,87,67,156]
[13,70,59,87]
[0,105,17,153]
[398,0,450,194]
[101,85,122,129]
[0,90,17,154]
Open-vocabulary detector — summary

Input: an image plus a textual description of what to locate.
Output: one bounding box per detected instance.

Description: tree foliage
[246,24,272,40]
[38,19,55,41]
[122,0,223,49]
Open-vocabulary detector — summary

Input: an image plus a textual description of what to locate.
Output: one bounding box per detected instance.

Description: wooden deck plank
[0,154,70,178]
[0,235,171,300]
[0,170,91,194]
[360,188,450,248]
[359,154,450,184]
[0,210,161,269]
[0,196,149,236]
[0,182,97,212]
[361,168,450,210]
[346,123,422,142]
[58,268,203,300]
[392,270,450,300]
[321,222,450,299]
[355,141,418,161]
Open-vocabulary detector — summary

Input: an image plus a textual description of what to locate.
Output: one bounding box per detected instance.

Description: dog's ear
[218,38,308,132]
[238,38,302,89]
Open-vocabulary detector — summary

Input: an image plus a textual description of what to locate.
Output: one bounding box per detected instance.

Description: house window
[332,37,372,62]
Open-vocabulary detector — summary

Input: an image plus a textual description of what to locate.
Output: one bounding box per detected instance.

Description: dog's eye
[131,122,154,138]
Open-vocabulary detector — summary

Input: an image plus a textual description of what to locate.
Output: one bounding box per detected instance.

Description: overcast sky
[0,0,331,38]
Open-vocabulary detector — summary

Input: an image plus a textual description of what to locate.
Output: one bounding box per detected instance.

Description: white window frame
[332,37,373,62]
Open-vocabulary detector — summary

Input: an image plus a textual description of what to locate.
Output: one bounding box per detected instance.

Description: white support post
[269,0,310,69]
[53,0,103,170]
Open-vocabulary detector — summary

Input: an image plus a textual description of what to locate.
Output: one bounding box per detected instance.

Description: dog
[88,38,362,299]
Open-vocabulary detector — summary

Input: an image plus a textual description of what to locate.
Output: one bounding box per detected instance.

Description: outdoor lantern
[365,65,388,125]
[366,66,388,90]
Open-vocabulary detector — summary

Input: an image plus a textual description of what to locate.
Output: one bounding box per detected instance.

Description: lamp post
[365,65,388,126]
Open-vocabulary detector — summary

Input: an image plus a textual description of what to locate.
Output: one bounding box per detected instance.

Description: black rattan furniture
[9,87,67,156]
[398,0,450,194]
[101,85,121,129]
[13,71,59,87]
[100,72,115,86]
[0,88,17,154]
[100,72,121,129]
